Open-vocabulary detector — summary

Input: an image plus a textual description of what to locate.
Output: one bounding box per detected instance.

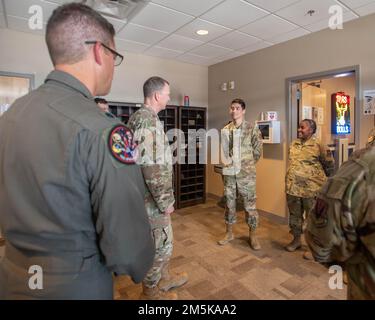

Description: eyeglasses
[85,41,124,66]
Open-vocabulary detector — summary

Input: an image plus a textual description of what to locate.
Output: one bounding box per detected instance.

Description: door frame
[0,70,35,91]
[285,65,360,147]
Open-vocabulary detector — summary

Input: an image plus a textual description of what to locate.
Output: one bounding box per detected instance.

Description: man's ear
[93,42,103,65]
[154,91,160,102]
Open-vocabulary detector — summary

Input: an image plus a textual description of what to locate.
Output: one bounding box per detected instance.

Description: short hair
[143,77,169,99]
[94,97,108,105]
[46,3,115,65]
[231,98,246,109]
[302,119,317,134]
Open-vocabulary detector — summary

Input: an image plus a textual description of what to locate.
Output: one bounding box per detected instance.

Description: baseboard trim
[206,193,288,225]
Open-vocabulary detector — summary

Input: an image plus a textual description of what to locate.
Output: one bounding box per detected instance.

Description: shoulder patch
[108,125,138,164]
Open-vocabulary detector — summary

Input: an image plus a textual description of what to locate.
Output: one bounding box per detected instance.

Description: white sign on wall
[302,105,312,119]
[363,90,375,115]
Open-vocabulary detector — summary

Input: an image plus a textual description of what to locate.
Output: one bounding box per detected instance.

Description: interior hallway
[114,196,346,300]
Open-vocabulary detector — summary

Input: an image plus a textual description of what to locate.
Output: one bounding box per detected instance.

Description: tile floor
[0,197,347,300]
[114,196,347,300]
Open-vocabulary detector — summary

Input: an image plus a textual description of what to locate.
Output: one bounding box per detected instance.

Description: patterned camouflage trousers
[224,174,258,231]
[142,214,173,288]
[286,194,315,236]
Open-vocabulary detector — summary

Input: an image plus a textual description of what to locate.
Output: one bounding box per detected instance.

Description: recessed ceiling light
[196,30,209,36]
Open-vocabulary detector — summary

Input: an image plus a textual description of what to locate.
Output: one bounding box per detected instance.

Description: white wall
[0,28,208,107]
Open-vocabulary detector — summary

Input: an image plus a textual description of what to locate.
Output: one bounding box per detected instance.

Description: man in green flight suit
[0,3,154,299]
[128,77,188,300]
[306,128,375,299]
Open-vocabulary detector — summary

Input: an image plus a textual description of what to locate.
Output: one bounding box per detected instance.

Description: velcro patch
[108,125,138,164]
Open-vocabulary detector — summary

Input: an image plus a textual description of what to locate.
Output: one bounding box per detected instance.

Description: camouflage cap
[367,128,375,147]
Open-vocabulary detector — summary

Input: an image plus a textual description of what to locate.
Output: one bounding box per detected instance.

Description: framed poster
[317,107,324,125]
[302,105,312,119]
[0,71,34,117]
[363,90,375,115]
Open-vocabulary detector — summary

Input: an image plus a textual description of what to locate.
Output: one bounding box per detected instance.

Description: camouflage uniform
[286,137,334,236]
[128,105,174,288]
[221,120,263,230]
[306,129,375,299]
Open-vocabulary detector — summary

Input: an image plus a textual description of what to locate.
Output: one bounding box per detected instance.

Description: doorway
[0,71,34,116]
[286,66,360,170]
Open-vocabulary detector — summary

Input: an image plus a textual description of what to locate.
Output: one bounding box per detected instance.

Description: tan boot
[285,235,301,252]
[0,237,5,247]
[159,265,188,292]
[218,224,234,245]
[303,251,313,260]
[140,284,178,300]
[249,229,261,251]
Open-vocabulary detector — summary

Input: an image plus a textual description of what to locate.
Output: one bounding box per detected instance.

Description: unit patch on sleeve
[108,124,138,164]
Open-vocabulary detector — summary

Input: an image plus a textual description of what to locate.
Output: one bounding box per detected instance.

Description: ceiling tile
[210,31,261,50]
[275,0,348,27]
[105,16,126,33]
[355,2,375,16]
[4,0,58,23]
[6,15,45,35]
[131,2,194,33]
[175,18,232,42]
[176,53,212,65]
[151,0,224,16]
[116,23,168,45]
[339,0,375,9]
[144,46,183,59]
[305,10,357,32]
[46,0,80,4]
[189,43,233,58]
[156,34,204,52]
[201,0,269,29]
[240,14,298,40]
[115,38,149,54]
[267,27,310,44]
[214,50,246,63]
[239,40,273,53]
[244,0,302,12]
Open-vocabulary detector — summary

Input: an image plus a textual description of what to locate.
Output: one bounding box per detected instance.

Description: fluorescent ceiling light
[196,30,209,36]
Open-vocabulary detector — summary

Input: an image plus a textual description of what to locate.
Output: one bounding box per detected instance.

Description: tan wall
[208,14,375,218]
[0,28,208,107]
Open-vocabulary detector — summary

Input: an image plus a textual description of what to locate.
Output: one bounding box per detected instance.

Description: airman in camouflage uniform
[128,77,188,300]
[218,99,263,250]
[285,119,334,255]
[306,128,375,299]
